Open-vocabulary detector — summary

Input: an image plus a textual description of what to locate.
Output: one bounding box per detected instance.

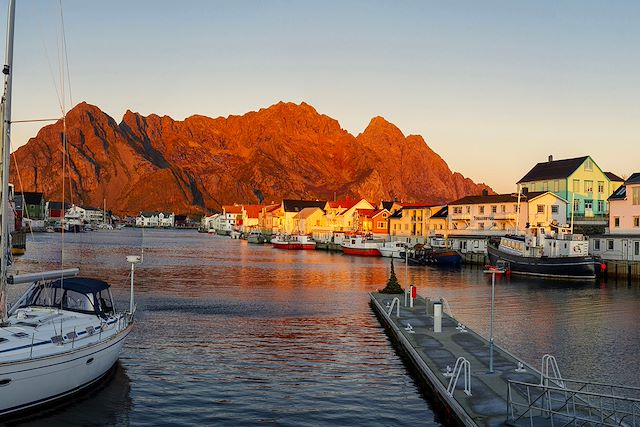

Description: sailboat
[0,1,140,417]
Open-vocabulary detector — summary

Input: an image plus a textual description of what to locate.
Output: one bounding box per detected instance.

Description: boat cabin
[15,277,115,318]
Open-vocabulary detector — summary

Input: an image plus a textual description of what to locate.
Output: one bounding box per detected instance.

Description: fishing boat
[341,235,382,256]
[483,260,511,276]
[293,234,316,250]
[487,226,602,279]
[0,2,140,417]
[247,230,266,244]
[271,234,301,250]
[377,241,407,258]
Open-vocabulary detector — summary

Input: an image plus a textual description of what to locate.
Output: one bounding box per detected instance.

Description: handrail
[387,297,400,318]
[439,297,454,318]
[447,357,472,397]
[507,380,640,403]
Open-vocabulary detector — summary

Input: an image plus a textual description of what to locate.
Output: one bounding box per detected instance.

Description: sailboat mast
[1,0,16,323]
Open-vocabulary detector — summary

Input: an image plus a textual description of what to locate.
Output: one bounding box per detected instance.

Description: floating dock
[369,292,640,427]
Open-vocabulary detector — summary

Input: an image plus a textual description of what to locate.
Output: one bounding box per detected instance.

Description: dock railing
[507,376,640,426]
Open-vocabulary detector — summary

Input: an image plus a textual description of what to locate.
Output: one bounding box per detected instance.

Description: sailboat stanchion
[127,255,141,317]
[489,269,496,374]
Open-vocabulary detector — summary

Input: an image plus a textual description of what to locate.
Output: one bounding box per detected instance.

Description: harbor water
[8,229,640,426]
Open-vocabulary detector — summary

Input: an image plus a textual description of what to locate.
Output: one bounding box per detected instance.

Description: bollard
[410,285,415,308]
[425,298,431,315]
[433,301,442,333]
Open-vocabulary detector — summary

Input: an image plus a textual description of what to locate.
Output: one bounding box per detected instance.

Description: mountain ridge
[10,101,492,215]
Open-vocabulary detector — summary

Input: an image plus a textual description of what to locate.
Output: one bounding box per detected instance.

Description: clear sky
[3,0,639,193]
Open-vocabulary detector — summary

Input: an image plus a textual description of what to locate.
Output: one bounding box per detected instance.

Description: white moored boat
[0,2,140,416]
[377,241,407,258]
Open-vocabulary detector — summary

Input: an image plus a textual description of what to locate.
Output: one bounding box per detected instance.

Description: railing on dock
[507,376,640,426]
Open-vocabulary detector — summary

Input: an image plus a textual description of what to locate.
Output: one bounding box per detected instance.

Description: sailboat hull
[0,323,132,417]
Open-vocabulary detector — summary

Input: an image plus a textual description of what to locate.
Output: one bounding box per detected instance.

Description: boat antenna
[0,0,16,324]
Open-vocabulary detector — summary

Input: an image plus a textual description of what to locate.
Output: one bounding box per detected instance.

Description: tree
[379,258,404,294]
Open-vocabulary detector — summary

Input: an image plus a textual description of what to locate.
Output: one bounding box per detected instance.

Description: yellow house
[281,199,327,233]
[323,198,375,232]
[388,203,443,244]
[293,207,326,234]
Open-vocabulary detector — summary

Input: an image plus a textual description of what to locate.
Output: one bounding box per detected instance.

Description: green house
[517,155,623,222]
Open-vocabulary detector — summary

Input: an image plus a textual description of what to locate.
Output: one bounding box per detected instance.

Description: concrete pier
[369,292,632,427]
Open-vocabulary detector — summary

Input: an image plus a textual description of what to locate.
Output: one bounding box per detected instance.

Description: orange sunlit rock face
[10,101,492,215]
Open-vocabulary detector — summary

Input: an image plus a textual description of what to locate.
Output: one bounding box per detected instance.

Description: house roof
[18,191,44,205]
[431,206,448,218]
[625,172,640,185]
[605,171,623,182]
[380,201,395,211]
[283,199,326,212]
[327,198,359,210]
[243,204,265,219]
[449,193,522,205]
[608,173,640,201]
[399,202,439,208]
[608,185,626,201]
[517,156,589,183]
[372,209,390,218]
[293,207,323,220]
[222,205,243,214]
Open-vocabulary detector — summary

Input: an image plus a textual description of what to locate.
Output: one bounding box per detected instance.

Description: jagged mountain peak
[11,101,492,214]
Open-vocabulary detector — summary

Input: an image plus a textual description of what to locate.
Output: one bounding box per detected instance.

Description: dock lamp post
[489,270,496,374]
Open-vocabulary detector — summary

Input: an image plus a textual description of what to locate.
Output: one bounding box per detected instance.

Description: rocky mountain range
[10,101,492,215]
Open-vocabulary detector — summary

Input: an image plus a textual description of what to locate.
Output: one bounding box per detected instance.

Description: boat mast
[0,0,16,323]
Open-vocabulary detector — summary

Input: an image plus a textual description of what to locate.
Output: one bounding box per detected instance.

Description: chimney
[548,155,553,162]
[481,189,488,196]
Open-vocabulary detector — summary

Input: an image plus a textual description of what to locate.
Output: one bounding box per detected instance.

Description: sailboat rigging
[0,0,140,417]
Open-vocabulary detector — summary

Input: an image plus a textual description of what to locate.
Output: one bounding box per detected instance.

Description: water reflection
[9,229,640,426]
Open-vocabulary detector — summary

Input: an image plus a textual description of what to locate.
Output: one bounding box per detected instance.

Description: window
[634,188,640,205]
[537,205,545,214]
[584,158,593,171]
[377,221,387,229]
[404,224,408,230]
[573,199,580,212]
[551,205,559,214]
[453,207,462,214]
[597,200,604,212]
[608,240,614,250]
[491,205,497,214]
[501,205,506,213]
[614,217,620,227]
[597,181,604,193]
[554,180,559,192]
[465,206,471,214]
[479,206,485,214]
[478,223,484,230]
[634,217,640,228]
[585,200,593,210]
[584,180,593,193]
[594,239,600,250]
[573,179,580,191]
[635,241,640,256]
[543,181,548,191]
[514,205,518,212]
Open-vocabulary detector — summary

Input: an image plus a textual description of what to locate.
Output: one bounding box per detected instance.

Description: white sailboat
[0,1,139,417]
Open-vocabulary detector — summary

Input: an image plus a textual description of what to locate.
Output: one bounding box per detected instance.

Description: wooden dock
[369,292,638,426]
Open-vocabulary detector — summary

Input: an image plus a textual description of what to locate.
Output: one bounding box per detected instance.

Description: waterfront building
[323,198,375,232]
[257,203,282,233]
[370,208,391,237]
[388,203,443,245]
[280,199,327,234]
[136,211,175,227]
[517,155,622,228]
[590,173,640,263]
[220,205,243,233]
[15,191,46,220]
[292,207,326,234]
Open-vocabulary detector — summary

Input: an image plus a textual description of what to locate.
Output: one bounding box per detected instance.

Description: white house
[136,211,175,228]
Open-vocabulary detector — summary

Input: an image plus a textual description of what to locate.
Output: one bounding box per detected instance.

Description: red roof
[327,198,358,210]
[243,204,265,219]
[223,205,243,214]
[372,209,389,218]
